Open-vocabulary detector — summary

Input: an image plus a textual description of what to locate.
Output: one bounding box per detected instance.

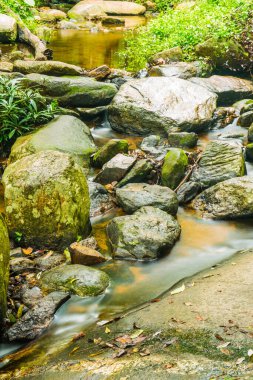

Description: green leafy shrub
[119,0,253,70]
[0,0,40,30]
[0,76,58,148]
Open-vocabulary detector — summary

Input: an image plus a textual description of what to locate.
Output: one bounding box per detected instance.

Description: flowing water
[1,20,253,372]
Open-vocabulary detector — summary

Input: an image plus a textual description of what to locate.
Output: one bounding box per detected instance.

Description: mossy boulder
[238,111,253,128]
[24,74,118,108]
[233,99,253,114]
[248,123,253,142]
[92,139,129,168]
[192,177,253,219]
[107,206,181,261]
[9,115,96,166]
[117,159,154,187]
[41,264,109,296]
[0,215,10,325]
[191,140,245,188]
[161,148,188,190]
[195,38,250,72]
[2,151,90,250]
[0,14,17,43]
[167,132,198,148]
[13,60,83,76]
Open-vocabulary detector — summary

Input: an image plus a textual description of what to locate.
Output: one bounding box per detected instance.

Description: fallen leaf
[217,342,230,349]
[97,320,110,326]
[17,304,24,319]
[171,284,185,295]
[70,346,79,354]
[215,334,224,341]
[22,247,33,255]
[184,302,193,307]
[196,315,206,321]
[115,335,132,346]
[130,329,144,339]
[220,348,230,355]
[105,327,111,334]
[236,357,245,365]
[164,363,175,369]
[41,250,54,260]
[150,298,161,303]
[139,348,150,357]
[248,349,253,357]
[152,330,162,338]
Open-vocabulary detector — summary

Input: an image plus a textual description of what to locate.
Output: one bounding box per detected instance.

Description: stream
[1,19,253,372]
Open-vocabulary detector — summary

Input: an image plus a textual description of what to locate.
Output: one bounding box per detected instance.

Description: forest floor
[5,248,253,379]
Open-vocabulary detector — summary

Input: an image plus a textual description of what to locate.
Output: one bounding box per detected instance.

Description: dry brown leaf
[71,332,85,342]
[217,342,231,349]
[184,302,193,307]
[220,348,230,355]
[139,349,150,357]
[22,247,33,255]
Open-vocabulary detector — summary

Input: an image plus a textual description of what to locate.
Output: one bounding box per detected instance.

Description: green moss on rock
[41,264,110,297]
[0,214,10,325]
[92,139,129,168]
[3,150,91,250]
[161,148,188,190]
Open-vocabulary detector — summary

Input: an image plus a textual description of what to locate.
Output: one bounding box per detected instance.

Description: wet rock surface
[7,291,70,341]
[191,140,245,188]
[190,75,253,106]
[161,148,188,190]
[69,242,106,265]
[176,181,200,204]
[24,74,118,108]
[94,153,136,185]
[117,159,154,187]
[108,77,217,136]
[192,176,253,219]
[167,132,198,148]
[41,264,109,296]
[107,206,181,261]
[91,139,129,168]
[9,115,96,165]
[116,183,178,214]
[88,181,114,217]
[3,151,90,249]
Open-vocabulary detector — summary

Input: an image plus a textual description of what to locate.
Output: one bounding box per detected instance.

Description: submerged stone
[3,151,90,249]
[161,148,188,190]
[108,77,217,136]
[24,74,117,108]
[192,176,253,219]
[116,183,178,214]
[92,139,129,168]
[9,115,96,165]
[107,206,181,261]
[41,264,109,296]
[0,215,10,325]
[191,140,245,188]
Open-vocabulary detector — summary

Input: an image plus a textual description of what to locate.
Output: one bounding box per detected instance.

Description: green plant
[119,0,253,70]
[0,77,58,147]
[0,0,40,30]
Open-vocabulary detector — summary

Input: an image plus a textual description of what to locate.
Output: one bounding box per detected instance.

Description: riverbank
[1,249,253,379]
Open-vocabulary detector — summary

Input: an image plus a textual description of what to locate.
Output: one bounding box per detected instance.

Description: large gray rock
[190,76,253,106]
[0,14,17,43]
[2,151,90,249]
[94,154,136,185]
[41,264,109,296]
[68,0,146,21]
[24,74,117,108]
[149,62,198,79]
[107,206,181,261]
[14,60,83,76]
[192,176,253,219]
[9,115,96,166]
[108,77,217,136]
[191,140,245,188]
[0,215,10,325]
[7,292,70,341]
[116,183,178,214]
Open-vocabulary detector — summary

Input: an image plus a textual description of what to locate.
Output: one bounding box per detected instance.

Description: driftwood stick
[174,152,202,192]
